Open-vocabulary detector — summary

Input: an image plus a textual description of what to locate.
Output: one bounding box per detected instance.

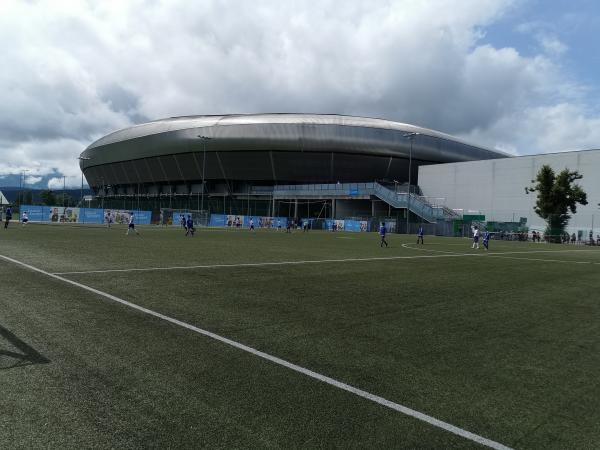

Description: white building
[0,190,9,206]
[419,149,600,235]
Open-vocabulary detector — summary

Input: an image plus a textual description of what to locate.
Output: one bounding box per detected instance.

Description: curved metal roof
[80,113,510,186]
[87,113,506,155]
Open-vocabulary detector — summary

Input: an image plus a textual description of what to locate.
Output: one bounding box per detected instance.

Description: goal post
[159,209,209,227]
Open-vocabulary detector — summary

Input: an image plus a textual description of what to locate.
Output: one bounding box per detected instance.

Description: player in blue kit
[185,215,195,236]
[379,222,388,248]
[416,225,424,244]
[483,230,490,250]
[4,207,12,229]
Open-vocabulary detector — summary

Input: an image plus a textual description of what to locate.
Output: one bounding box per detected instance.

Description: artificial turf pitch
[1,224,600,449]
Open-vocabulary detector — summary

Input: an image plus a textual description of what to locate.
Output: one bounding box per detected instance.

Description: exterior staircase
[273,182,460,223]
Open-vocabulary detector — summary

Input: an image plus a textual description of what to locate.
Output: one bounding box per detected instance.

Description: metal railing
[273,182,459,223]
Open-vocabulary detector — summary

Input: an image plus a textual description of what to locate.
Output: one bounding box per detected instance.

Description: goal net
[160,209,209,227]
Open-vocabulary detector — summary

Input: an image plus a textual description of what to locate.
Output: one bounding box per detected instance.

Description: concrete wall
[419,149,600,234]
[334,199,372,218]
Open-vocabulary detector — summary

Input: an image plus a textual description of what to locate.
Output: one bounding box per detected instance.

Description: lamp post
[19,169,29,207]
[104,185,111,209]
[99,178,105,209]
[62,175,67,207]
[197,135,212,214]
[77,156,91,206]
[403,132,419,234]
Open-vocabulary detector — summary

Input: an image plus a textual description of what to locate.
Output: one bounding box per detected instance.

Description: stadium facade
[80,114,507,221]
[419,148,600,235]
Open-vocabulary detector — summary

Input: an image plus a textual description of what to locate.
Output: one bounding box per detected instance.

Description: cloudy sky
[1,0,600,188]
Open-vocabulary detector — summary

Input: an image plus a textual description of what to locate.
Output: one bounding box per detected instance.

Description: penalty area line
[0,252,511,450]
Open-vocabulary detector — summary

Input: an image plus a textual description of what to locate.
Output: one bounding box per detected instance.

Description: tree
[526,165,587,242]
[22,190,33,205]
[40,189,57,206]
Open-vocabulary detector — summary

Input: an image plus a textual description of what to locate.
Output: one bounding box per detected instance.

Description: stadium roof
[80,114,510,188]
[88,113,508,156]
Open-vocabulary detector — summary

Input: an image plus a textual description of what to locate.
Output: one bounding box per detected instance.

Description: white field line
[54,246,599,276]
[24,222,261,232]
[402,243,596,255]
[409,241,594,248]
[52,253,478,275]
[401,244,600,265]
[483,255,600,265]
[0,253,512,450]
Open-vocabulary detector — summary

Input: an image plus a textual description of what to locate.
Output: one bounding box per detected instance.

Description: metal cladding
[80,113,509,190]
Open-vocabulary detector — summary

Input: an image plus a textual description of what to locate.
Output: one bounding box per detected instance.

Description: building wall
[419,149,600,234]
[334,199,373,218]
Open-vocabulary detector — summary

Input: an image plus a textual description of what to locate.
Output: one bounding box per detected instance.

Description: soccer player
[21,211,29,226]
[472,226,480,249]
[277,219,282,231]
[416,225,424,244]
[185,215,195,237]
[180,214,187,231]
[126,213,139,236]
[249,218,255,232]
[105,211,112,228]
[483,229,490,250]
[379,222,388,247]
[4,207,12,229]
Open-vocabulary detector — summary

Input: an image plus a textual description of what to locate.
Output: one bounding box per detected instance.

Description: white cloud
[0,0,599,184]
[0,138,88,187]
[538,34,568,55]
[25,176,43,185]
[47,176,81,190]
[516,21,568,56]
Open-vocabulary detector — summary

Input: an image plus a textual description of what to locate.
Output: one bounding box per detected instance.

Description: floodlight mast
[62,176,67,207]
[19,169,29,208]
[403,132,420,234]
[77,156,91,206]
[197,135,212,214]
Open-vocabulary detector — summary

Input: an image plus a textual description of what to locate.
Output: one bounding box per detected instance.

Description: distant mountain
[0,174,46,189]
[0,173,87,190]
[0,187,92,204]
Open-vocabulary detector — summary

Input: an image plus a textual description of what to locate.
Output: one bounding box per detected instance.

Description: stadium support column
[371,200,375,218]
[197,135,212,213]
[294,199,298,220]
[77,156,91,207]
[403,132,420,234]
[332,198,336,219]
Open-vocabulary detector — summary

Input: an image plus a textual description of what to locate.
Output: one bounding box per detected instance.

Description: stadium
[79,114,508,222]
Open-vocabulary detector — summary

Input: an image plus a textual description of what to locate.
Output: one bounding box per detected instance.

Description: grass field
[2,223,600,449]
